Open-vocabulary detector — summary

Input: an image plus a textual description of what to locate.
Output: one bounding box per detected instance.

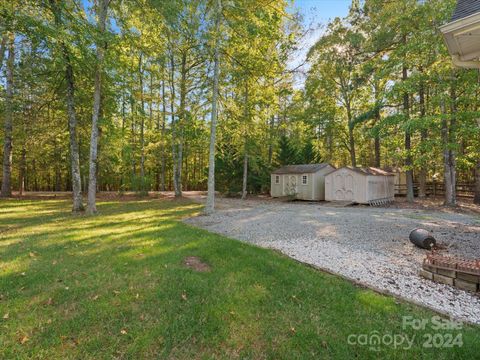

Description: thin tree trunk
[50,0,83,211]
[268,114,275,165]
[374,135,380,168]
[130,93,136,185]
[160,78,167,191]
[0,34,7,70]
[54,140,61,192]
[169,49,180,196]
[474,71,480,204]
[1,33,14,198]
[345,98,356,167]
[120,91,126,189]
[87,0,108,214]
[174,51,187,197]
[138,53,146,193]
[443,84,457,207]
[418,78,427,198]
[474,159,480,205]
[403,65,414,202]
[242,84,249,200]
[242,149,248,200]
[373,84,381,168]
[65,56,84,211]
[205,0,221,214]
[19,145,26,196]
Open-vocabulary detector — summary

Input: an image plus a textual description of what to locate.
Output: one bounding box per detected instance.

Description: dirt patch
[183,256,211,272]
[390,196,480,216]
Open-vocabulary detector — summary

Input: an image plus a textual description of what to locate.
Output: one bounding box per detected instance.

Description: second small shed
[325,167,395,204]
[271,163,335,201]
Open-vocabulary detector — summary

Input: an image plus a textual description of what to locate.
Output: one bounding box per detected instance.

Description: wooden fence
[395,182,475,198]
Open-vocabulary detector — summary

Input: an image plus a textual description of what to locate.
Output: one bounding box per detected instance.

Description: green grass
[0,198,479,359]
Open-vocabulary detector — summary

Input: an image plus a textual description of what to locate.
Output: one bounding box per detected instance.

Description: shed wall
[325,168,394,204]
[271,166,335,201]
[366,175,395,201]
[270,174,285,197]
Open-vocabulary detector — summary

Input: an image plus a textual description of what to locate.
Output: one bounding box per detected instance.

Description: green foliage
[277,135,298,166]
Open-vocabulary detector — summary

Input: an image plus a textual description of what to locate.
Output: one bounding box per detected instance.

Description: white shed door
[285,175,297,195]
[334,172,354,201]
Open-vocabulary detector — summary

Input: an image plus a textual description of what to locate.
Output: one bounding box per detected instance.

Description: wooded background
[1,0,479,208]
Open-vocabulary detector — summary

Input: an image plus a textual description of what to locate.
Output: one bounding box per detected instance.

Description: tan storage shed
[325,167,395,204]
[271,163,335,201]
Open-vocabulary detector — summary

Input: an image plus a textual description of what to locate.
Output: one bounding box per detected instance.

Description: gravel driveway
[185,198,480,324]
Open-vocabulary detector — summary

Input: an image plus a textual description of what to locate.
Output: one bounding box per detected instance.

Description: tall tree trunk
[474,159,480,205]
[138,53,146,193]
[19,145,26,196]
[242,148,248,199]
[160,78,167,191]
[241,84,249,200]
[130,93,136,185]
[373,84,381,168]
[1,33,14,198]
[169,49,180,197]
[403,65,414,202]
[474,71,480,204]
[65,55,84,211]
[205,0,221,214]
[0,34,7,70]
[443,84,457,207]
[418,77,427,198]
[54,140,61,192]
[174,51,187,198]
[32,159,38,191]
[50,0,83,211]
[120,91,126,189]
[268,114,275,165]
[374,135,380,168]
[87,0,108,214]
[346,100,356,167]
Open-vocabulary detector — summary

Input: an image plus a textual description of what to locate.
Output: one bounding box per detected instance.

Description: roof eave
[440,11,480,65]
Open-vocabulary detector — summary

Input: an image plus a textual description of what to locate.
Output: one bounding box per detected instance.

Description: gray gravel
[185,198,480,324]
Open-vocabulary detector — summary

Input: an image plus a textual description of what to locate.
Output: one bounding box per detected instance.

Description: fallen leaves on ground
[44,298,54,306]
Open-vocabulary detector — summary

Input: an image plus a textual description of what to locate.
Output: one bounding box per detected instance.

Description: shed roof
[451,0,480,21]
[329,166,394,177]
[272,163,331,174]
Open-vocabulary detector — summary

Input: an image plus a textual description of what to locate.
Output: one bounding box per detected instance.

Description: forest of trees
[1,0,479,211]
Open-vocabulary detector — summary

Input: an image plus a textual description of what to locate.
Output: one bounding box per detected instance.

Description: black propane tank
[409,228,436,249]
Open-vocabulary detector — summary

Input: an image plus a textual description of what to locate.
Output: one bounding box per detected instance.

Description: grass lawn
[1,197,479,359]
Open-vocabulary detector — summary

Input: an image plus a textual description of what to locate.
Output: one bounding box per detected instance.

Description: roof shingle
[451,0,480,22]
[272,163,332,174]
[330,167,394,176]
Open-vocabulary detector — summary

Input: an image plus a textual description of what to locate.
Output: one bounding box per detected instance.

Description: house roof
[451,0,480,21]
[330,166,394,177]
[272,163,332,174]
[440,0,480,64]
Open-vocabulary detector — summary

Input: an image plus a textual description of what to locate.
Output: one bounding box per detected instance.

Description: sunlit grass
[0,198,479,359]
